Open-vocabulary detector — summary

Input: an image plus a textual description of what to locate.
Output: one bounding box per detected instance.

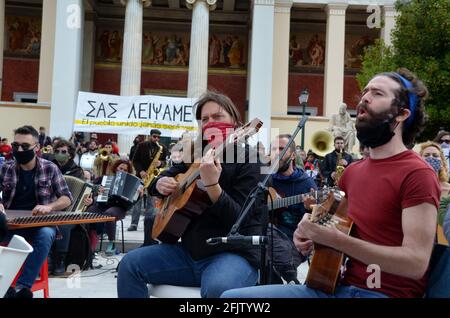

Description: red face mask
[202,122,236,148]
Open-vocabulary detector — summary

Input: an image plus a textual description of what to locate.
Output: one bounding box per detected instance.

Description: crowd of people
[1,68,449,299]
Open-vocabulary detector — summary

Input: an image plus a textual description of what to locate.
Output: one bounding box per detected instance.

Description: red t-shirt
[339,150,440,298]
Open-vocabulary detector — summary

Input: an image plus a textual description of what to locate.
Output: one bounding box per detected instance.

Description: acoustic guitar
[152,118,263,243]
[305,190,353,294]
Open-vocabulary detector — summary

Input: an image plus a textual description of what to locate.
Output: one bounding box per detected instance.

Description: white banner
[74,92,198,137]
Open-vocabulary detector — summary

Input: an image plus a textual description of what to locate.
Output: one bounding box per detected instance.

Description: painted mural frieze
[96,27,247,70]
[5,16,42,58]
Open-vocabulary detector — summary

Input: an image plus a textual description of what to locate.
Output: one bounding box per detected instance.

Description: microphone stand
[228,116,308,285]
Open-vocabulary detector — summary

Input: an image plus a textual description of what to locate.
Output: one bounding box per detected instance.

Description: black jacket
[132,141,169,176]
[320,150,353,186]
[149,144,265,268]
[54,159,85,180]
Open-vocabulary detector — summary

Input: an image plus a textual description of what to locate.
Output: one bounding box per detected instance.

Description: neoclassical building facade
[0,0,397,153]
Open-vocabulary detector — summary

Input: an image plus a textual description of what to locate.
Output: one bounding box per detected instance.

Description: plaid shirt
[0,156,73,209]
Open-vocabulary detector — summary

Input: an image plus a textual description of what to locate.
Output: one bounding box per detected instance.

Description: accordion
[96,171,142,210]
[63,175,93,212]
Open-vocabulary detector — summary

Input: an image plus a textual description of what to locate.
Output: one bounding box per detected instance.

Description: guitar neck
[268,194,305,211]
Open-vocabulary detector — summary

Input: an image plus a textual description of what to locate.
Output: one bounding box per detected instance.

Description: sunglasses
[151,135,160,139]
[11,142,36,151]
[440,139,450,144]
[55,149,68,154]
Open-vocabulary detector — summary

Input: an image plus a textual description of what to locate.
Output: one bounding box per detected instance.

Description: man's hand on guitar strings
[297,213,342,249]
[156,177,179,196]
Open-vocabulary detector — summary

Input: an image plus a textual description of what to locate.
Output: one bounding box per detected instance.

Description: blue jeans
[54,224,76,253]
[117,243,259,298]
[221,284,388,298]
[2,227,56,288]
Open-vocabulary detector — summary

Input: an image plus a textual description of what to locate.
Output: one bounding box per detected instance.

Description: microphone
[206,235,267,246]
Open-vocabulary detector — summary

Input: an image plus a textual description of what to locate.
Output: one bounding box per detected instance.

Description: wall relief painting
[96,27,247,70]
[344,35,376,71]
[5,15,42,58]
[289,32,326,73]
[96,28,124,63]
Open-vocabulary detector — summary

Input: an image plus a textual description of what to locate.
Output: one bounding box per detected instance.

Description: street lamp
[298,88,309,150]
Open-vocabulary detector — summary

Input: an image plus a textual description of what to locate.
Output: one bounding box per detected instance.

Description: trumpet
[41,146,51,154]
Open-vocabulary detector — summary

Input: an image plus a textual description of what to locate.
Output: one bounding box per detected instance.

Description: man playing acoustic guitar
[117,91,265,298]
[222,68,440,298]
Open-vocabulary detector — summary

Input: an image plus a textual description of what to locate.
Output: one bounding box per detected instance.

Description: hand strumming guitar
[156,177,179,196]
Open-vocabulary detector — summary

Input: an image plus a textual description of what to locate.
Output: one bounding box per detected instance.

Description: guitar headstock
[309,191,336,223]
[229,118,263,143]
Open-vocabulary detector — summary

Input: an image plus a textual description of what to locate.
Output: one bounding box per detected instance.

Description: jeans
[130,195,154,227]
[221,284,388,298]
[2,227,56,288]
[117,243,259,298]
[86,204,126,241]
[54,224,76,253]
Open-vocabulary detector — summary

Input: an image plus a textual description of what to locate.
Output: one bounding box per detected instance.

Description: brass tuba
[143,142,164,189]
[99,148,110,161]
[310,130,334,158]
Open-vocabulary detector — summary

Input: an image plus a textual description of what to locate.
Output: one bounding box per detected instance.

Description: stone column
[0,0,4,100]
[49,0,84,138]
[186,0,216,98]
[381,5,398,47]
[271,0,292,116]
[38,0,57,104]
[248,0,275,147]
[117,0,151,157]
[323,3,347,117]
[81,16,95,92]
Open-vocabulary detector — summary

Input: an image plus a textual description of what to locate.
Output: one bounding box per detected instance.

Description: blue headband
[396,74,418,127]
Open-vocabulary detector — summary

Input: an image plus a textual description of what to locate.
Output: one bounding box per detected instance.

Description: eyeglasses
[11,142,36,151]
[55,150,68,154]
[440,139,450,144]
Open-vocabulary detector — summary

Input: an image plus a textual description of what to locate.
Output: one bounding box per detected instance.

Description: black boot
[52,252,67,276]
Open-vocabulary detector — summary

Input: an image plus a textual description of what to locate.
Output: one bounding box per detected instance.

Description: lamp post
[298,88,309,150]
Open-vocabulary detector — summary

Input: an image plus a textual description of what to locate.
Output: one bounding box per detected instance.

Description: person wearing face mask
[268,135,317,240]
[117,91,265,298]
[433,130,450,173]
[38,126,52,148]
[222,68,441,299]
[419,141,450,245]
[48,139,85,275]
[0,125,72,298]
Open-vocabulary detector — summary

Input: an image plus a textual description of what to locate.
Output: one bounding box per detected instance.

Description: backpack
[65,224,92,271]
[266,225,306,284]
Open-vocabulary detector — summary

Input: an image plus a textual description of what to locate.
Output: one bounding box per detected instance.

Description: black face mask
[355,102,399,149]
[13,148,36,165]
[277,157,292,173]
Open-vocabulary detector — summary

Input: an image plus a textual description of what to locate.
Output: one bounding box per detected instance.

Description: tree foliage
[357,0,450,141]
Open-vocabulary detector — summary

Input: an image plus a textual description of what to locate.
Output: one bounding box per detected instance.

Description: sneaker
[15,287,33,299]
[105,241,116,256]
[127,224,137,231]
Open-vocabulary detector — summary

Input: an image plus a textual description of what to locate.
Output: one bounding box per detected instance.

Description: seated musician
[0,125,72,298]
[269,135,317,240]
[84,159,138,256]
[117,91,265,298]
[50,139,85,275]
[222,69,440,298]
